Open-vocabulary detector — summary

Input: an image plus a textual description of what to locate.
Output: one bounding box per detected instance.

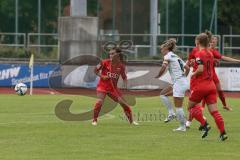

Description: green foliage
[218,0,240,33]
[0,0,69,33]
[87,0,98,16]
[0,47,27,58]
[1,0,240,39]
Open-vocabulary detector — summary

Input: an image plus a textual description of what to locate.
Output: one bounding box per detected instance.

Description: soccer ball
[14,83,28,95]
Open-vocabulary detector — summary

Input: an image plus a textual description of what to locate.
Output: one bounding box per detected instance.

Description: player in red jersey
[203,36,240,110]
[92,47,138,126]
[185,42,207,128]
[188,33,227,141]
[185,34,240,128]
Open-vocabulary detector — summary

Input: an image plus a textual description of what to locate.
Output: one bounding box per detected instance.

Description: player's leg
[206,93,228,141]
[213,71,232,111]
[92,91,106,125]
[186,83,205,129]
[172,79,188,131]
[186,83,194,128]
[188,88,211,138]
[188,101,206,127]
[188,100,210,138]
[108,92,137,125]
[117,96,134,124]
[215,82,232,111]
[160,85,175,123]
[173,97,186,131]
[201,99,206,109]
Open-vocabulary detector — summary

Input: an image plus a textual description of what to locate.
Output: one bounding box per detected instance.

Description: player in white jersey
[155,39,190,131]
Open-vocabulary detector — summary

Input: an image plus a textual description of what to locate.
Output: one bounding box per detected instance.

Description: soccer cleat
[202,122,211,139]
[173,126,186,132]
[219,131,228,141]
[199,120,209,131]
[223,105,232,111]
[92,121,97,126]
[164,115,176,123]
[132,121,139,126]
[198,125,204,131]
[186,121,191,129]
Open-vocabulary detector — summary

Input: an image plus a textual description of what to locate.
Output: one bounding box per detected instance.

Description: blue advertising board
[0,64,60,87]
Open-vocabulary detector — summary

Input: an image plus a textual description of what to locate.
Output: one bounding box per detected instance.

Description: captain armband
[196,58,203,65]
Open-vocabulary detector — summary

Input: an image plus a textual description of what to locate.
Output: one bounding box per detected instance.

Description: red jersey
[188,47,199,61]
[96,59,127,92]
[189,49,217,104]
[211,48,222,60]
[209,48,221,84]
[193,49,215,83]
[188,47,199,90]
[188,47,199,70]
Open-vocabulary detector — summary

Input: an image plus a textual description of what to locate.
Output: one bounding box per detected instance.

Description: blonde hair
[160,38,177,51]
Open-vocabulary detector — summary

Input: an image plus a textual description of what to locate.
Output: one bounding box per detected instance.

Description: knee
[96,99,104,106]
[160,95,167,100]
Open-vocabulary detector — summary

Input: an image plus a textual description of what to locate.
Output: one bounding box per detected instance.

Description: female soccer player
[188,33,227,141]
[92,47,138,126]
[155,39,190,131]
[186,35,240,128]
[207,36,240,110]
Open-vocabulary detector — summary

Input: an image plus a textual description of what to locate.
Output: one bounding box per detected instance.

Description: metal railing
[27,33,59,60]
[222,35,240,56]
[0,33,26,60]
[1,33,240,61]
[0,32,26,47]
[99,33,221,60]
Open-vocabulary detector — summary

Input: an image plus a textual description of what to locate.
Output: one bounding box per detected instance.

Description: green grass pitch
[0,94,240,160]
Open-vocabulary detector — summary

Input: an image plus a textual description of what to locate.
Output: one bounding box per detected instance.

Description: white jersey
[164,51,186,83]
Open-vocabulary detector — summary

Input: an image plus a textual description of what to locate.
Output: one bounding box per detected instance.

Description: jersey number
[206,60,211,78]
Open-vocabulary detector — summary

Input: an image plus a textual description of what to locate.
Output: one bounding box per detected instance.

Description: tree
[218,0,240,33]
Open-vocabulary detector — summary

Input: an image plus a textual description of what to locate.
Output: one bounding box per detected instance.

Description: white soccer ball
[14,83,28,95]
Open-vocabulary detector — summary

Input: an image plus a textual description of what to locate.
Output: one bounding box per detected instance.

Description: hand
[190,72,196,78]
[101,75,109,80]
[189,59,195,66]
[223,105,232,111]
[214,59,220,66]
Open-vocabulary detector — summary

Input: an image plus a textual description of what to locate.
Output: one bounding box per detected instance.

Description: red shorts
[96,86,122,102]
[213,71,220,84]
[189,81,217,104]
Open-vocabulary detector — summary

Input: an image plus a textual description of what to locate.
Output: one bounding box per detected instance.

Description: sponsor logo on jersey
[107,72,119,79]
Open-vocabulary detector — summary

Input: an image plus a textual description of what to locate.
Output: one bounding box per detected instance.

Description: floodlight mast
[150,0,158,56]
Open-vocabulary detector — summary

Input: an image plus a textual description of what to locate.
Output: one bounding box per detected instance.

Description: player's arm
[184,64,190,77]
[186,59,195,67]
[95,62,108,80]
[155,60,168,78]
[221,56,240,63]
[187,48,197,67]
[214,58,220,66]
[191,58,203,77]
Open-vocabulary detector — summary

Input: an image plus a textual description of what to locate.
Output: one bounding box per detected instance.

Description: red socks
[122,105,133,123]
[93,100,102,122]
[210,111,225,133]
[189,105,206,126]
[93,100,133,124]
[218,90,226,107]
